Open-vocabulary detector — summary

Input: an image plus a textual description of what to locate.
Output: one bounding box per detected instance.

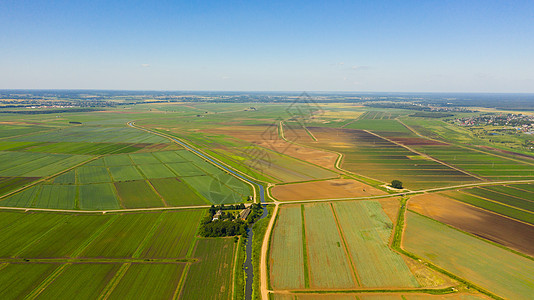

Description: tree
[391,180,403,189]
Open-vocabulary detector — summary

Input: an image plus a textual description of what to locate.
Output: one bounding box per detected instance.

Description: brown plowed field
[409,193,534,257]
[271,179,386,201]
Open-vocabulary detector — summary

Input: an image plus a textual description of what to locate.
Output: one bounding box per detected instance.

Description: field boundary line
[440,192,534,228]
[300,204,310,288]
[172,262,191,300]
[457,190,534,215]
[23,263,70,300]
[478,186,534,203]
[507,184,534,195]
[69,215,119,257]
[260,203,279,300]
[232,235,241,300]
[0,263,8,272]
[0,204,211,214]
[98,262,131,300]
[330,203,361,286]
[145,179,168,207]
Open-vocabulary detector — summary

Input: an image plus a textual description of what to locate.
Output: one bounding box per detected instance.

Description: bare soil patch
[272,179,385,201]
[409,193,534,257]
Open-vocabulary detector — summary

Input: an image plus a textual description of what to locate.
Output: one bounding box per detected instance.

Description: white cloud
[141,64,151,68]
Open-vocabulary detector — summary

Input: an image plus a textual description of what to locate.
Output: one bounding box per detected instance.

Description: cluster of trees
[199,203,265,237]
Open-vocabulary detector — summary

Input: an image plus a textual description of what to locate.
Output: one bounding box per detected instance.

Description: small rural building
[212,210,222,221]
[239,207,251,220]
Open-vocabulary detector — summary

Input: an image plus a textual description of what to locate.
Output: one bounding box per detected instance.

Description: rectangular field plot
[104,155,133,167]
[462,187,534,213]
[53,170,75,184]
[36,263,120,299]
[0,213,68,257]
[0,151,90,177]
[182,174,249,204]
[139,210,203,258]
[114,180,164,208]
[18,215,113,258]
[108,263,185,299]
[137,164,176,179]
[108,165,144,181]
[33,184,76,209]
[78,183,121,210]
[269,204,306,290]
[304,203,356,289]
[179,238,236,300]
[333,201,418,287]
[404,212,534,300]
[80,213,160,258]
[150,178,208,206]
[484,185,534,201]
[0,263,59,300]
[152,151,187,163]
[76,166,111,184]
[165,162,205,177]
[129,153,161,164]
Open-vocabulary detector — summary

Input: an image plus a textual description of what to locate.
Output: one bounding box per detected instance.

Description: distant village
[454,113,534,134]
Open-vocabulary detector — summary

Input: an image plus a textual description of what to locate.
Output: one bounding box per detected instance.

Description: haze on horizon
[1,0,533,93]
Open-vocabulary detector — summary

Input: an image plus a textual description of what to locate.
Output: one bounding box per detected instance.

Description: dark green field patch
[52,170,76,184]
[140,210,204,258]
[0,177,39,196]
[32,185,76,210]
[36,263,120,299]
[114,181,164,208]
[80,213,160,258]
[0,185,40,207]
[463,187,534,213]
[78,183,120,210]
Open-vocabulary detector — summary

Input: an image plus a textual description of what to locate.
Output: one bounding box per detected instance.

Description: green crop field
[0,264,59,300]
[108,165,145,181]
[140,210,203,258]
[0,176,38,196]
[78,183,121,210]
[483,185,534,201]
[462,187,534,213]
[108,263,185,299]
[149,178,208,206]
[270,204,306,290]
[32,184,77,209]
[35,263,120,299]
[136,163,176,179]
[404,211,534,299]
[80,213,160,258]
[114,180,164,208]
[179,238,236,300]
[76,166,111,184]
[333,201,418,288]
[304,203,356,289]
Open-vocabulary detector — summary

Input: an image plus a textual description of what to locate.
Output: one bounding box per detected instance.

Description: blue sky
[1,0,533,92]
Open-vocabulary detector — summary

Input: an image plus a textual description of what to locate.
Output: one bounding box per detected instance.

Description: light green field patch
[150,178,208,206]
[270,204,306,290]
[304,203,356,289]
[334,201,418,288]
[76,166,111,184]
[33,185,76,209]
[108,165,144,181]
[136,164,176,179]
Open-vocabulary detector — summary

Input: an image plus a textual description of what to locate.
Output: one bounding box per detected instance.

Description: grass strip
[98,263,131,300]
[300,204,310,289]
[69,215,119,257]
[23,263,70,300]
[330,203,361,286]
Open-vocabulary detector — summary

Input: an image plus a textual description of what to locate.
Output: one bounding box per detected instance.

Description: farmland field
[179,238,236,300]
[271,179,385,201]
[404,211,534,299]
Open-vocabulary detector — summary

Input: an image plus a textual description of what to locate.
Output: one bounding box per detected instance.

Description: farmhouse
[239,207,251,220]
[212,210,222,221]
